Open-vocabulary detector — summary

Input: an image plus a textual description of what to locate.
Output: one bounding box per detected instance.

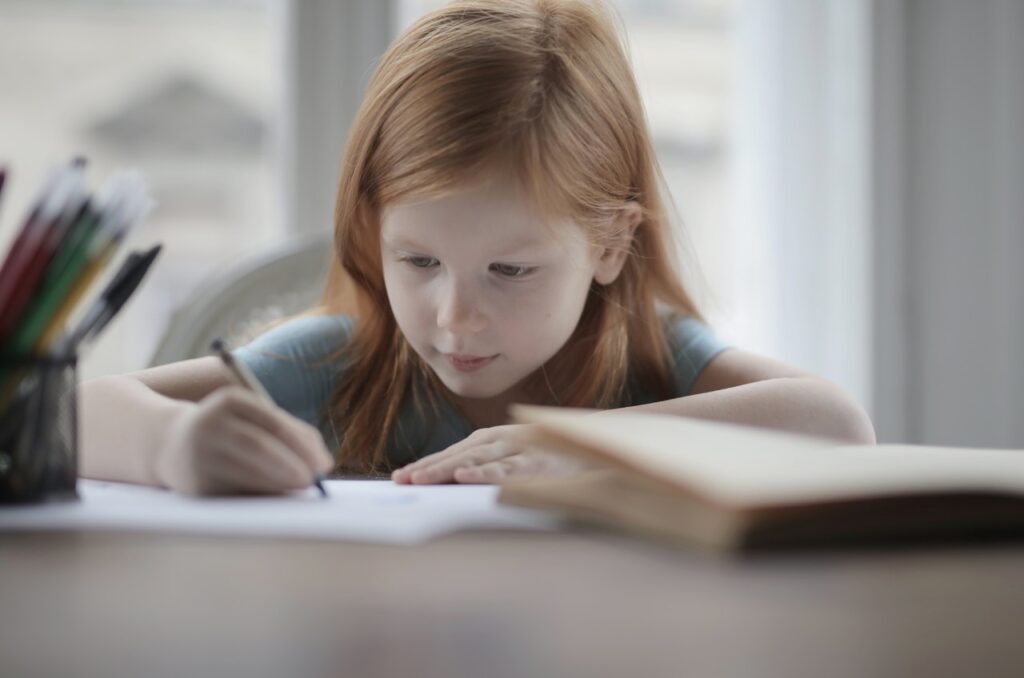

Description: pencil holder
[0,353,79,504]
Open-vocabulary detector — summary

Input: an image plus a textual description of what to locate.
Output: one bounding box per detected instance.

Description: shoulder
[233,313,356,364]
[230,313,356,427]
[661,313,820,395]
[661,313,725,353]
[658,311,731,396]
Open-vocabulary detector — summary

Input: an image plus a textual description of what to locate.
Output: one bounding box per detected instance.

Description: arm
[78,356,332,494]
[393,348,876,484]
[77,357,231,486]
[610,348,877,445]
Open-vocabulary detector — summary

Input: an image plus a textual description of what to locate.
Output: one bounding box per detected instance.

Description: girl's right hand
[153,386,334,496]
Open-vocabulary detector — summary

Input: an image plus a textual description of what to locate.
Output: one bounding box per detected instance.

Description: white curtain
[731,0,872,418]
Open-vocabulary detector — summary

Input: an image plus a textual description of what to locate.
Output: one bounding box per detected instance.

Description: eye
[490,263,536,278]
[400,255,439,269]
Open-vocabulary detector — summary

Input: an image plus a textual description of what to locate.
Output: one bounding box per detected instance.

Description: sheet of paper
[0,479,563,544]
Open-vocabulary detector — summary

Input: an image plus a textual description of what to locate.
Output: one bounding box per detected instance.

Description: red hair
[314,0,706,473]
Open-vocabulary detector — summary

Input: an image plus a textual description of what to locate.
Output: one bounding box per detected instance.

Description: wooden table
[1,528,1022,677]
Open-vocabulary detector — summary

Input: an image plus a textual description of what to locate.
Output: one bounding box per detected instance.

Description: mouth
[443,353,498,373]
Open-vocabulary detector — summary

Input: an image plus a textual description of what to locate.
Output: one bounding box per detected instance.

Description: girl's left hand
[390,424,590,484]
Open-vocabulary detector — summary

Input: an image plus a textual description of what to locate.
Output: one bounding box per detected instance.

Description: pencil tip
[314,473,329,498]
[210,338,225,353]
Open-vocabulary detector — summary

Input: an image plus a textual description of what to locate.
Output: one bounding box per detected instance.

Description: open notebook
[499,406,1024,551]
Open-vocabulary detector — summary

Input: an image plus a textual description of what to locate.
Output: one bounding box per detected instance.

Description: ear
[593,201,642,286]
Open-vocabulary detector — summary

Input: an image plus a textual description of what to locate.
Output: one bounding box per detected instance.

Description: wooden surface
[1,528,1023,678]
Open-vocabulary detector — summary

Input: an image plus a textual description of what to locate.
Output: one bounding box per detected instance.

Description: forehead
[380,170,585,253]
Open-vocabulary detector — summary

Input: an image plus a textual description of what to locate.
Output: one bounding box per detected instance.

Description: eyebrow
[381,234,547,256]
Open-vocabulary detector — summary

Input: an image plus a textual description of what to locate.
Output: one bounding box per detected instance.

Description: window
[0,0,286,380]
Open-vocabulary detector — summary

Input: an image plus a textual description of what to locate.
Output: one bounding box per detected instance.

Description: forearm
[77,376,192,487]
[610,377,876,445]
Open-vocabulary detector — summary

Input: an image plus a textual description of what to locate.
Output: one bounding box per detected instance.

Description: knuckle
[219,419,250,447]
[289,468,310,489]
[210,386,238,406]
[206,387,248,415]
[297,419,320,438]
[469,428,492,442]
[299,423,327,451]
[280,458,310,488]
[235,387,264,410]
[193,408,224,434]
[481,465,503,482]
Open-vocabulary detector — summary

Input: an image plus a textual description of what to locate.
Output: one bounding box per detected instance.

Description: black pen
[64,244,160,355]
[210,338,329,499]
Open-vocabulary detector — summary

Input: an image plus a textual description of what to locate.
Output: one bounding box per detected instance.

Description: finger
[214,387,333,473]
[453,451,557,485]
[398,425,516,472]
[220,418,311,491]
[232,393,333,474]
[211,418,312,493]
[393,433,487,478]
[453,458,523,484]
[392,428,509,482]
[208,451,290,495]
[405,442,511,485]
[400,443,499,484]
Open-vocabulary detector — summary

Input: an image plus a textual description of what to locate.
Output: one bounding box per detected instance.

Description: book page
[512,406,1024,507]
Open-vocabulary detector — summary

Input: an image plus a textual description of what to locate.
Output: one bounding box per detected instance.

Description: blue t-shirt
[232,313,729,466]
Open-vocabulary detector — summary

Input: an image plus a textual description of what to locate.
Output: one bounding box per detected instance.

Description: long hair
[317,0,706,473]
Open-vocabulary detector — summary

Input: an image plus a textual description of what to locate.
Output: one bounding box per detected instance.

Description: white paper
[0,479,563,544]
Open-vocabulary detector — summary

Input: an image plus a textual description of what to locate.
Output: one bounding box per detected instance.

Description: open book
[499,406,1024,551]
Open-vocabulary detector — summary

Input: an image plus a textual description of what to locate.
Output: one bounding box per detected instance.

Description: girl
[80,0,875,496]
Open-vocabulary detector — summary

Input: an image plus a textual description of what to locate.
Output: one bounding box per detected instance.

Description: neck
[447,391,517,429]
[445,375,563,429]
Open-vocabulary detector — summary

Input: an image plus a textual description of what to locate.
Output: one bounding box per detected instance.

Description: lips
[448,353,491,362]
[444,353,498,373]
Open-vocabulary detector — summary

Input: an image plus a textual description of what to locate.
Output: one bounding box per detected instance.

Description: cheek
[502,271,592,346]
[382,266,430,331]
[537,267,592,317]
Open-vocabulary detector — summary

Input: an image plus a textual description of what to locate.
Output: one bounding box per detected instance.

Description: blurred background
[0,0,1021,448]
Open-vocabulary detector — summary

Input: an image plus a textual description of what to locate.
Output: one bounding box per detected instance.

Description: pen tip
[210,338,225,353]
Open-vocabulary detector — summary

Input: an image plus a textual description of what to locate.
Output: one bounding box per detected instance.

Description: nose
[436,277,487,335]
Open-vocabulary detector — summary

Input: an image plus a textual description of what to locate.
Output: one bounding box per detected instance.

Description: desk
[1,529,1022,677]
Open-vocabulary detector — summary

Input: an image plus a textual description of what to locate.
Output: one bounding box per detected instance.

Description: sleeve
[230,314,355,427]
[663,314,731,396]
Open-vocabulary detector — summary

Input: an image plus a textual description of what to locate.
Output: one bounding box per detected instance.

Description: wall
[876,0,1024,447]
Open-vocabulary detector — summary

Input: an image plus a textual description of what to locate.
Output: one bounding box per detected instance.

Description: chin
[437,376,508,399]
[431,365,518,399]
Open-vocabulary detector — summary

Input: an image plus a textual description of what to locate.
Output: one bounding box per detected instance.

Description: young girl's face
[380,167,601,403]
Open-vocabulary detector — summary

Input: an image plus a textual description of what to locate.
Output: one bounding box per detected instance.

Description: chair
[148,231,333,366]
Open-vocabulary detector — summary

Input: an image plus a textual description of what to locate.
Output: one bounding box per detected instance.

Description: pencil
[34,232,118,353]
[210,338,329,498]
